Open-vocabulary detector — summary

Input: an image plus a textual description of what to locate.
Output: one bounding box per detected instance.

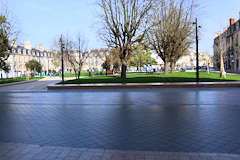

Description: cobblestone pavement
[1,88,240,159]
[1,142,240,160]
[0,77,73,91]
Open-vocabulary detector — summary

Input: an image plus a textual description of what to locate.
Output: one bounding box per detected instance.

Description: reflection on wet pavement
[0,88,240,154]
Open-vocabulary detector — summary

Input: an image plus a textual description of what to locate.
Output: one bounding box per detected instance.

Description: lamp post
[193,18,201,82]
[59,35,65,82]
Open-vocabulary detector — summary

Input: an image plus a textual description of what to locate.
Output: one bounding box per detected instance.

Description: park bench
[107,70,114,75]
[147,71,154,74]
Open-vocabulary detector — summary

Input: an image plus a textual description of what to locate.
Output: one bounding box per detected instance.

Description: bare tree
[63,35,76,78]
[200,53,212,74]
[98,0,152,79]
[71,34,89,79]
[147,0,195,74]
[51,34,75,78]
[55,34,89,80]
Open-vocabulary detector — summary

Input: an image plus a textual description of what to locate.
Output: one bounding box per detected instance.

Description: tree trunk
[77,71,80,79]
[206,59,210,74]
[77,65,82,80]
[121,63,127,79]
[220,51,226,78]
[120,58,127,79]
[164,62,169,75]
[170,62,175,73]
[77,71,81,79]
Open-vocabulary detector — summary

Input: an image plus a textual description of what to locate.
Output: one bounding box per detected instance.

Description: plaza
[0,84,240,159]
[2,0,240,159]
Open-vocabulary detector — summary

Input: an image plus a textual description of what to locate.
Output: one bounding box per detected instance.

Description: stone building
[1,42,55,78]
[80,48,108,72]
[177,51,213,69]
[214,16,240,73]
[149,50,213,71]
[53,48,108,74]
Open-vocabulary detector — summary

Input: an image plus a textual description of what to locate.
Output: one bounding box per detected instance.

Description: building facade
[54,48,108,74]
[177,51,213,69]
[1,42,55,78]
[1,40,110,78]
[80,48,108,72]
[214,17,240,73]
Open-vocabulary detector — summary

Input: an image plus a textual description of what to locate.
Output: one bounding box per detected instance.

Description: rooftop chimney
[230,18,235,26]
[24,41,32,50]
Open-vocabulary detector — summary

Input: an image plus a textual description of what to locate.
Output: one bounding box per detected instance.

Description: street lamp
[59,35,65,82]
[193,18,201,82]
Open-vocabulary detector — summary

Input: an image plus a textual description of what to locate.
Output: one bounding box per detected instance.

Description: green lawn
[0,77,43,85]
[61,72,240,84]
[59,72,106,78]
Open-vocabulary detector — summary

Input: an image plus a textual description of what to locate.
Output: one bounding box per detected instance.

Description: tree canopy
[25,60,42,73]
[147,0,195,74]
[98,0,152,79]
[129,45,157,70]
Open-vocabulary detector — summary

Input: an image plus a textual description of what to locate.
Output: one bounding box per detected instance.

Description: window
[233,24,236,32]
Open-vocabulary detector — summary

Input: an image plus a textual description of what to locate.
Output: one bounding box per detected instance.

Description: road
[0,88,240,156]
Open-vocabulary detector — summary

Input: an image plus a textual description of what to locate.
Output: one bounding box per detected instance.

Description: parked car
[184,66,194,72]
[199,66,207,72]
[209,67,216,72]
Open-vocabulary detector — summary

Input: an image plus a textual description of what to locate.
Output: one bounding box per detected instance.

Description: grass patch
[61,72,240,84]
[0,77,43,85]
[59,72,106,78]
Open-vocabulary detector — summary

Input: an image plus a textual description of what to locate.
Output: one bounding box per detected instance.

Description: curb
[0,80,38,87]
[48,82,240,90]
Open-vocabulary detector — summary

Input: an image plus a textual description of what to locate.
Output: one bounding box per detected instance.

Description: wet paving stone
[0,88,240,155]
[0,142,240,160]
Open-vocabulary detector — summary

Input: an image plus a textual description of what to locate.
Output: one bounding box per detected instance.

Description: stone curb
[0,80,38,87]
[48,82,240,90]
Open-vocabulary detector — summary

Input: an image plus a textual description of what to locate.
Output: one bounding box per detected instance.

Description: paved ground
[0,77,73,91]
[1,142,240,160]
[1,88,240,159]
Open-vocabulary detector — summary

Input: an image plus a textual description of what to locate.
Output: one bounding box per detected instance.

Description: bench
[107,70,114,75]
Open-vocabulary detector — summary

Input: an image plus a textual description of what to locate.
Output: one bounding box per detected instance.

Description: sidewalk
[0,80,38,87]
[0,77,74,91]
[0,142,239,160]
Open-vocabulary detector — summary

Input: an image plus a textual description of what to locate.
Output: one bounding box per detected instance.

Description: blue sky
[5,0,240,55]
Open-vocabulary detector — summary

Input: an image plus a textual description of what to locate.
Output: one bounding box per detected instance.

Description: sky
[4,0,240,55]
